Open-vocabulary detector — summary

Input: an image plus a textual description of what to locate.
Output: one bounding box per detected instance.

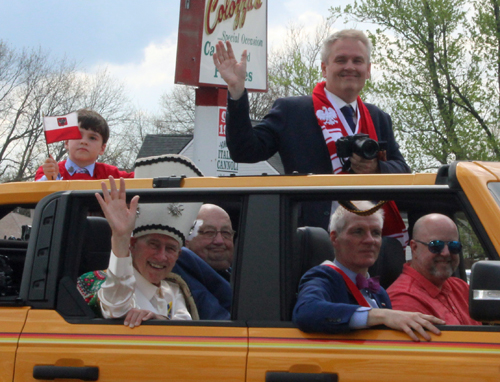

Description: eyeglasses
[197,229,235,240]
[414,239,462,255]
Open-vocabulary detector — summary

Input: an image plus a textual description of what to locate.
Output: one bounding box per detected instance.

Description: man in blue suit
[173,247,231,320]
[213,29,411,228]
[293,201,444,342]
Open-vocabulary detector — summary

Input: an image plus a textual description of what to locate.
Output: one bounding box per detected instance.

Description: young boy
[35,109,134,181]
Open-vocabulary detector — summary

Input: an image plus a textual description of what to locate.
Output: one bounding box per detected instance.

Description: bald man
[187,204,235,281]
[388,213,480,325]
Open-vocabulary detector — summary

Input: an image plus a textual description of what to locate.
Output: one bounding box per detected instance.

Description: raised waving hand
[213,40,247,100]
[95,176,140,257]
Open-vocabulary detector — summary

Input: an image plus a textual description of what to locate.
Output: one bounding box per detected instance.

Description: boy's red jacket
[35,160,134,180]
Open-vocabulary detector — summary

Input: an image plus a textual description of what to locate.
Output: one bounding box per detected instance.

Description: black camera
[335,133,381,160]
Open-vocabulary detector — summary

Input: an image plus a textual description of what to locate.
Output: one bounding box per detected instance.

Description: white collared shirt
[324,88,359,131]
[98,252,191,320]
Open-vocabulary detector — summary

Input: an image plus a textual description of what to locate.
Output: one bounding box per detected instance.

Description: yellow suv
[2,161,500,382]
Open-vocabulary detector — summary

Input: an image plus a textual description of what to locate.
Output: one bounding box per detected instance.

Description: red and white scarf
[312,81,379,174]
[313,82,409,248]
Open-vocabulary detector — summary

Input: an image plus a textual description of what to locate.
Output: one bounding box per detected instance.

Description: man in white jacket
[95,176,200,327]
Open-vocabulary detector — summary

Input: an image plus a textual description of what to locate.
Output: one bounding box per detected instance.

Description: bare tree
[102,109,161,171]
[156,85,196,134]
[0,41,132,181]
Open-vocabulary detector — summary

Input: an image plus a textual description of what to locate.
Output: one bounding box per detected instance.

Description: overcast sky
[0,0,363,114]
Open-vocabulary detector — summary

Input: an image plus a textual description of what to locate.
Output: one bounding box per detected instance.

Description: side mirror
[469,260,500,322]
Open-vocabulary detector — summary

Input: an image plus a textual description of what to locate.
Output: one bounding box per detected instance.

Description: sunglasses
[414,239,462,255]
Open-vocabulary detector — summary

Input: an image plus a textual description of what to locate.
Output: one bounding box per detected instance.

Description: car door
[13,190,248,382]
[1,306,30,382]
[15,311,248,382]
[246,326,500,382]
[243,182,500,382]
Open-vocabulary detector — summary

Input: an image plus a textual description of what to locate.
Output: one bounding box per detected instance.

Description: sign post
[175,0,267,176]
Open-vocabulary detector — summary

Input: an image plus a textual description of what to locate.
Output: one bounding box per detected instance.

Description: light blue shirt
[323,259,379,329]
[37,158,96,181]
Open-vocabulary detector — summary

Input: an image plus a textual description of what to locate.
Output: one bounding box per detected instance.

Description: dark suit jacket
[292,264,392,334]
[226,90,410,175]
[226,91,411,228]
[173,248,231,320]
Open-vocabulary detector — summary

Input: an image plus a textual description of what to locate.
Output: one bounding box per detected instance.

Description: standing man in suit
[213,29,410,228]
[293,201,444,342]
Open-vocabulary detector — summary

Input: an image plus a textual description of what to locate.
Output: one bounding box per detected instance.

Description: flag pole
[42,113,50,157]
[42,113,55,180]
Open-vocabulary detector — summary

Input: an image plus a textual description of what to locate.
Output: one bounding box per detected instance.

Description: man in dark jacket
[213,29,411,228]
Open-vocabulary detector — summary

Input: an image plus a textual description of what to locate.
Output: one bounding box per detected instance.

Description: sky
[0,0,363,114]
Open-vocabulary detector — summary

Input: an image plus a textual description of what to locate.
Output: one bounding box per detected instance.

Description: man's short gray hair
[320,29,372,64]
[329,201,384,233]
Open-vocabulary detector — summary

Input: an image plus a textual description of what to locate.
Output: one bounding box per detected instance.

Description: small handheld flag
[43,112,81,144]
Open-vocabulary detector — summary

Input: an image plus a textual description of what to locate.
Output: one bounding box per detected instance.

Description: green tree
[268,18,334,97]
[331,0,500,171]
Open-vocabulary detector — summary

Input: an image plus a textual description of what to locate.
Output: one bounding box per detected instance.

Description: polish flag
[43,112,81,144]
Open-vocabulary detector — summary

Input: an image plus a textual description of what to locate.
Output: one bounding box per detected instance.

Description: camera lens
[353,138,379,159]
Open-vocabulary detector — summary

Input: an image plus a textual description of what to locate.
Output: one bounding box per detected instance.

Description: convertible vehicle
[1,161,500,381]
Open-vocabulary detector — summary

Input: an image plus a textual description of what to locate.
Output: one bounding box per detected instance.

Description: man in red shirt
[388,213,480,325]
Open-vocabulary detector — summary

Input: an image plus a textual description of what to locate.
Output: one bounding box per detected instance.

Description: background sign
[175,0,267,91]
[199,0,267,91]
[216,107,238,175]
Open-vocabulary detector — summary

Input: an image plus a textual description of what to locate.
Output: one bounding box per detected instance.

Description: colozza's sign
[205,0,263,35]
[175,0,267,91]
[200,0,267,89]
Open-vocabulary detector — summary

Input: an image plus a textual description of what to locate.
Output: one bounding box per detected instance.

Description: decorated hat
[134,154,203,179]
[133,154,203,247]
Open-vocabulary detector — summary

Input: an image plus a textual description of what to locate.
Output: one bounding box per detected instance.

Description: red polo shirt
[387,263,481,325]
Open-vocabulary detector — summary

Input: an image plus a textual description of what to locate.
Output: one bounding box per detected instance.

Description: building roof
[0,211,32,239]
[136,134,192,159]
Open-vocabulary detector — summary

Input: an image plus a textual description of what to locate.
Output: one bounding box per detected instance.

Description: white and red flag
[43,112,81,144]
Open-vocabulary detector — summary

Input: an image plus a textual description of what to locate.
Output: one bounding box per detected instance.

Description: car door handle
[33,365,99,381]
[266,372,338,382]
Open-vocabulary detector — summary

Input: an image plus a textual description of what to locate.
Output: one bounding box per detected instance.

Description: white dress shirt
[324,88,359,132]
[98,252,191,320]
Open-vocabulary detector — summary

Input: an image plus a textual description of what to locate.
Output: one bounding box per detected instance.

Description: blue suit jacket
[226,91,411,228]
[173,248,231,320]
[292,265,392,334]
